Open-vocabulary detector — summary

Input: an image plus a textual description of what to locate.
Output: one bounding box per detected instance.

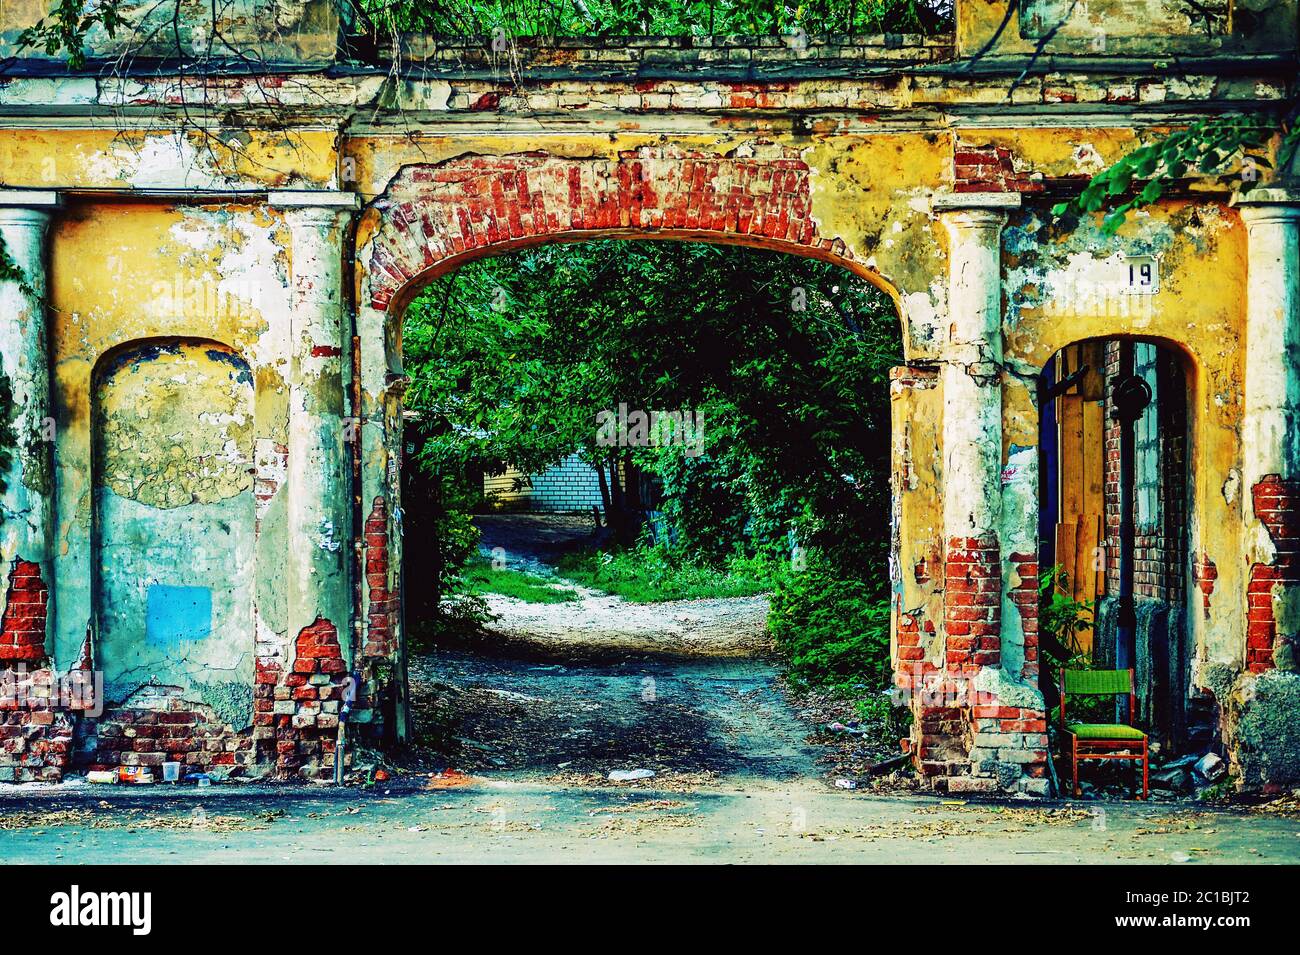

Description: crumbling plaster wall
[0,12,1289,781]
[1002,195,1247,681]
[93,341,256,723]
[42,199,299,772]
[958,0,1297,58]
[0,0,339,65]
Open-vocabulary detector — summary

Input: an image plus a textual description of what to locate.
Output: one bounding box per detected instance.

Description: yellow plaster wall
[15,111,1252,692]
[45,198,295,665]
[0,128,339,191]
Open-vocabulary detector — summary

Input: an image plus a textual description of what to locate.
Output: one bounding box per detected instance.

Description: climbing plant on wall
[0,375,15,508]
[17,0,952,69]
[1053,112,1299,234]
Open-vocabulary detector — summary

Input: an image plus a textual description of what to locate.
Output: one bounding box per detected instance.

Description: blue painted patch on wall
[145,585,213,647]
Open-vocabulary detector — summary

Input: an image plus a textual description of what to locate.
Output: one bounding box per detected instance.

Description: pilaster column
[0,191,59,665]
[1235,189,1300,673]
[935,193,1018,674]
[270,191,360,652]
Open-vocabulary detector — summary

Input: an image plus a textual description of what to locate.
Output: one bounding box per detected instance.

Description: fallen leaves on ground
[581,813,699,836]
[0,806,285,833]
[546,769,719,792]
[1250,792,1300,816]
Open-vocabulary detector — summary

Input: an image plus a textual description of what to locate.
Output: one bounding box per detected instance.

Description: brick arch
[363,145,898,315]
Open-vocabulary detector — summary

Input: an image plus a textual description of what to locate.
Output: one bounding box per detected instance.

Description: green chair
[1060,668,1148,800]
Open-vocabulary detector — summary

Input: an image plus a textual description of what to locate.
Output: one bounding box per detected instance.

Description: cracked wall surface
[93,341,256,719]
[0,2,1294,785]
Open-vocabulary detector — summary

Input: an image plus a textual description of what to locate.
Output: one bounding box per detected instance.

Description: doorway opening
[392,237,909,788]
[1038,338,1215,789]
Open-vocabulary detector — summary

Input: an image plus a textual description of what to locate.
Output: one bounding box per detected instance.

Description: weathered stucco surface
[94,341,256,724]
[0,0,1296,786]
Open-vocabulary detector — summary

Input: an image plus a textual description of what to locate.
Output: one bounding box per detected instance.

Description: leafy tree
[358,0,950,37]
[401,239,903,669]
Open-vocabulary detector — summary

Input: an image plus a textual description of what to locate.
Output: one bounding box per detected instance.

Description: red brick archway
[363,145,893,314]
[359,144,916,771]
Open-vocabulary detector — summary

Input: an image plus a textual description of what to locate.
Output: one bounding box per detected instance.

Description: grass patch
[461,558,580,604]
[554,545,775,602]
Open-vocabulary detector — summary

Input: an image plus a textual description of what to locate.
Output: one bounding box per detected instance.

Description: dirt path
[8,516,1295,864]
[473,513,769,656]
[411,649,820,787]
[3,781,1297,864]
[410,514,812,788]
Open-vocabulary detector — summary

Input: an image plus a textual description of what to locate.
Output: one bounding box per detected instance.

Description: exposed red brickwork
[916,705,966,776]
[1009,551,1039,682]
[893,608,934,668]
[0,559,48,664]
[944,534,1001,672]
[953,140,1045,194]
[722,81,795,109]
[278,618,349,778]
[893,535,1048,795]
[963,703,1050,793]
[1246,475,1300,673]
[1101,343,1188,603]
[914,694,1049,794]
[1193,553,1217,618]
[1103,341,1123,595]
[76,703,253,776]
[364,497,394,658]
[367,147,855,310]
[253,440,288,533]
[888,365,1044,793]
[912,558,930,586]
[0,560,67,781]
[0,668,75,782]
[253,656,281,766]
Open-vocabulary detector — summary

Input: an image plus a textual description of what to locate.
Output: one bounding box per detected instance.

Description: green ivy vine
[1052,112,1299,234]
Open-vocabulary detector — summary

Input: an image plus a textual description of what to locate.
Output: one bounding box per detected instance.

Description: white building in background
[483,452,605,512]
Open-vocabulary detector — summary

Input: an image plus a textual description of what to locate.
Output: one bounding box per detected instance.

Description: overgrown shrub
[768,547,892,694]
[556,538,775,602]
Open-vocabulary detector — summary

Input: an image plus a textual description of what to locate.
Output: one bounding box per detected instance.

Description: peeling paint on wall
[93,341,255,725]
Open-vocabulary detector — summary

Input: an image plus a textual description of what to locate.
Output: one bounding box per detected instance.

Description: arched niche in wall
[91,339,256,726]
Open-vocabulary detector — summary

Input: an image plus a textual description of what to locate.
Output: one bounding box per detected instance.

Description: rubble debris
[1194,752,1227,783]
[608,768,656,782]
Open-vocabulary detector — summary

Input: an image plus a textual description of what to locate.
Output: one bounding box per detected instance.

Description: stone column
[932,192,1047,797]
[270,191,360,656]
[935,193,1019,675]
[0,191,59,665]
[1236,190,1300,674]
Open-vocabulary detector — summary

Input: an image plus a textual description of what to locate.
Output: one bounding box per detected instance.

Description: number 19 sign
[1123,254,1159,294]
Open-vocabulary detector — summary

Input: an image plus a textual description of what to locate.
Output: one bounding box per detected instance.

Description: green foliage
[18,0,125,68]
[462,557,581,602]
[21,0,953,78]
[851,690,911,750]
[357,0,951,38]
[22,0,953,67]
[1037,564,1093,660]
[1037,565,1115,723]
[1052,113,1296,235]
[402,238,902,619]
[555,541,775,602]
[645,436,755,563]
[0,236,30,293]
[768,547,892,694]
[0,374,15,506]
[401,236,901,700]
